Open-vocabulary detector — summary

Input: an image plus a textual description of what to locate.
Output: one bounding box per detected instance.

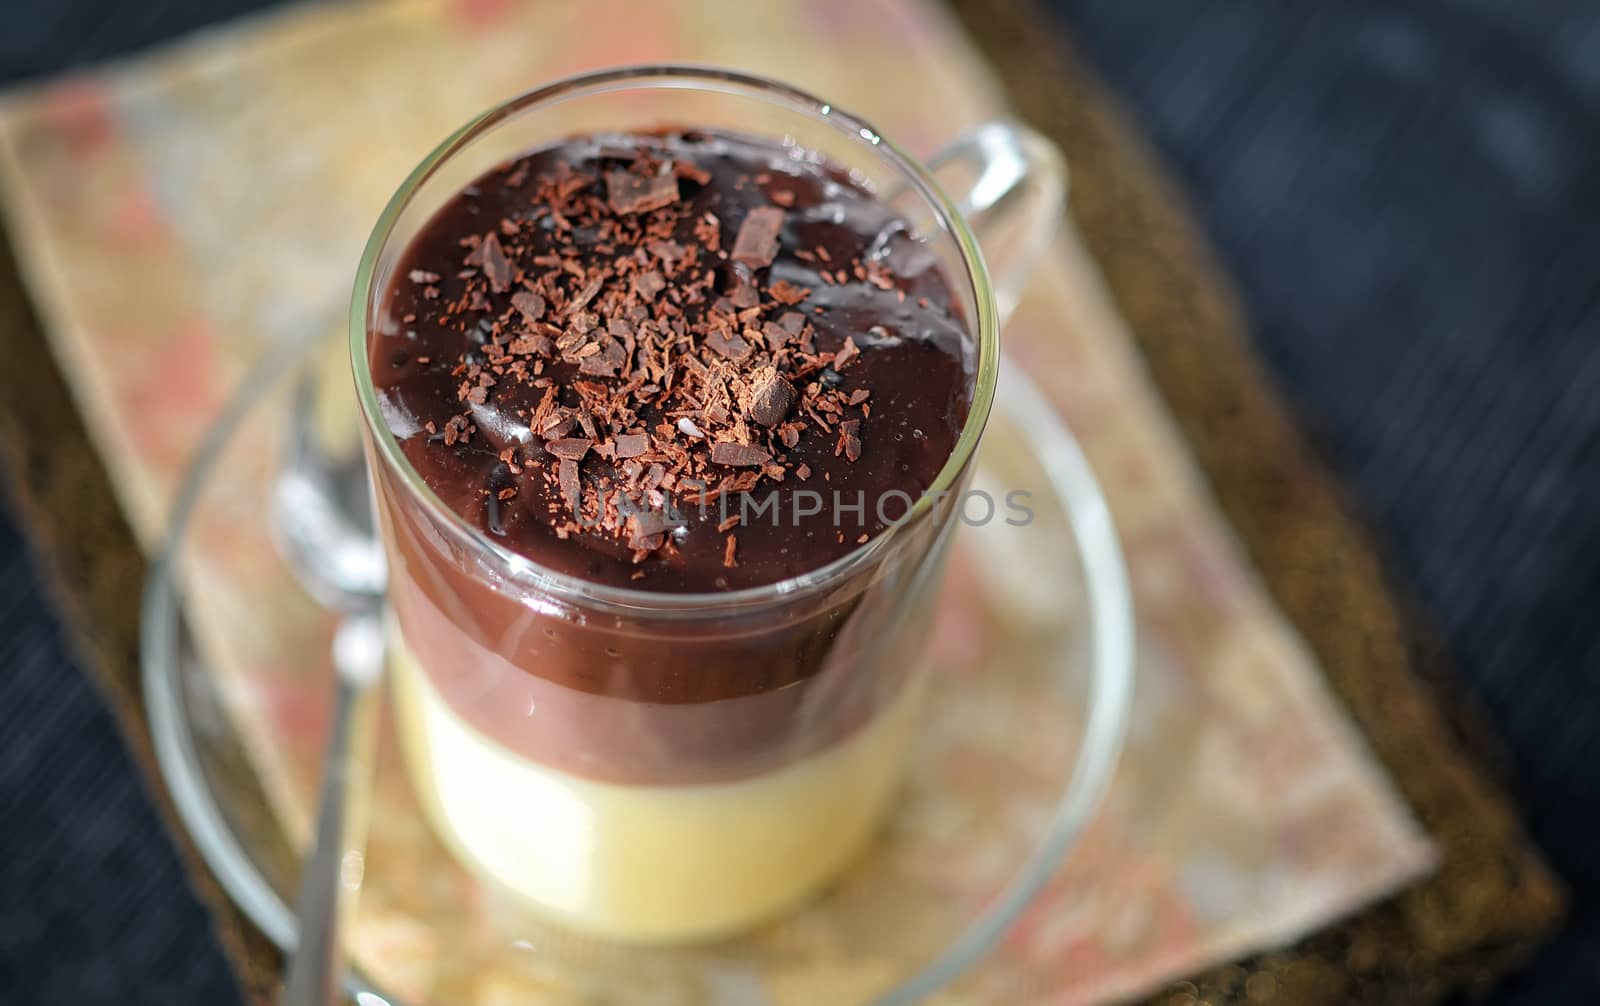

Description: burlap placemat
[0,0,1559,1002]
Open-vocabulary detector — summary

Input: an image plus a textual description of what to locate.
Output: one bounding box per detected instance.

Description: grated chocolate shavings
[377,130,948,577]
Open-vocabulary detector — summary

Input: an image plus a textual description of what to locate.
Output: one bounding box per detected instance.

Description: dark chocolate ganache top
[371,129,971,593]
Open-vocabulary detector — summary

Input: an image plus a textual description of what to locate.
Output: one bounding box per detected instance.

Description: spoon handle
[281,615,384,1005]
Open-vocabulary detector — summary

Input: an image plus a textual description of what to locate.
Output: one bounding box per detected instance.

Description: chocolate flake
[833,336,861,370]
[710,442,772,467]
[723,534,738,568]
[760,320,792,349]
[731,206,785,269]
[647,239,686,264]
[511,290,546,323]
[614,433,650,458]
[836,419,862,462]
[632,270,666,300]
[728,282,760,310]
[768,280,809,304]
[557,458,581,511]
[546,437,593,460]
[705,328,752,361]
[465,232,514,292]
[745,367,796,427]
[606,169,680,214]
[508,333,553,357]
[626,509,669,550]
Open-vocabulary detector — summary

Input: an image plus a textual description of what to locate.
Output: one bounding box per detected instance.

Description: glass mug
[351,66,1065,943]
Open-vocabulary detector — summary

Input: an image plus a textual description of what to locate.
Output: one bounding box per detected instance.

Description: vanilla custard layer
[390,637,920,943]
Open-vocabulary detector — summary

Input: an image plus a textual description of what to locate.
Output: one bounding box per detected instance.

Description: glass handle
[925,121,1067,326]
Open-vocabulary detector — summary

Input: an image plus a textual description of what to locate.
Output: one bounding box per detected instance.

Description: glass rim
[347,64,1001,614]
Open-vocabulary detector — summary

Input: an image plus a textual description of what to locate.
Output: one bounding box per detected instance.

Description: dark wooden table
[1,1,1595,1003]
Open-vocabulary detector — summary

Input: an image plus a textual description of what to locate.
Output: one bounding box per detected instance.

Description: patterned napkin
[0,0,1435,1001]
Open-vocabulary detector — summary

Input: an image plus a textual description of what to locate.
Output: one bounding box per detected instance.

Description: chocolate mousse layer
[371,129,971,595]
[367,130,970,780]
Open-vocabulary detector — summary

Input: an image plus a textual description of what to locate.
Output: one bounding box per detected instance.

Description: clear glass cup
[351,66,1066,944]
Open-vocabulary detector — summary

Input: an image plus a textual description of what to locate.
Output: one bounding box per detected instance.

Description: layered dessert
[368,129,971,940]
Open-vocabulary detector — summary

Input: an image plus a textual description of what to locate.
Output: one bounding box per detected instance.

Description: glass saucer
[141,333,1133,1006]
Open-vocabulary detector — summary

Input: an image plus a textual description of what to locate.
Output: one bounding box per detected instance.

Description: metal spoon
[270,369,387,1005]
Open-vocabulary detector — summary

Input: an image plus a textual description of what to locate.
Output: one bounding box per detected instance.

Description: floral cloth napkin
[0,0,1434,1002]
